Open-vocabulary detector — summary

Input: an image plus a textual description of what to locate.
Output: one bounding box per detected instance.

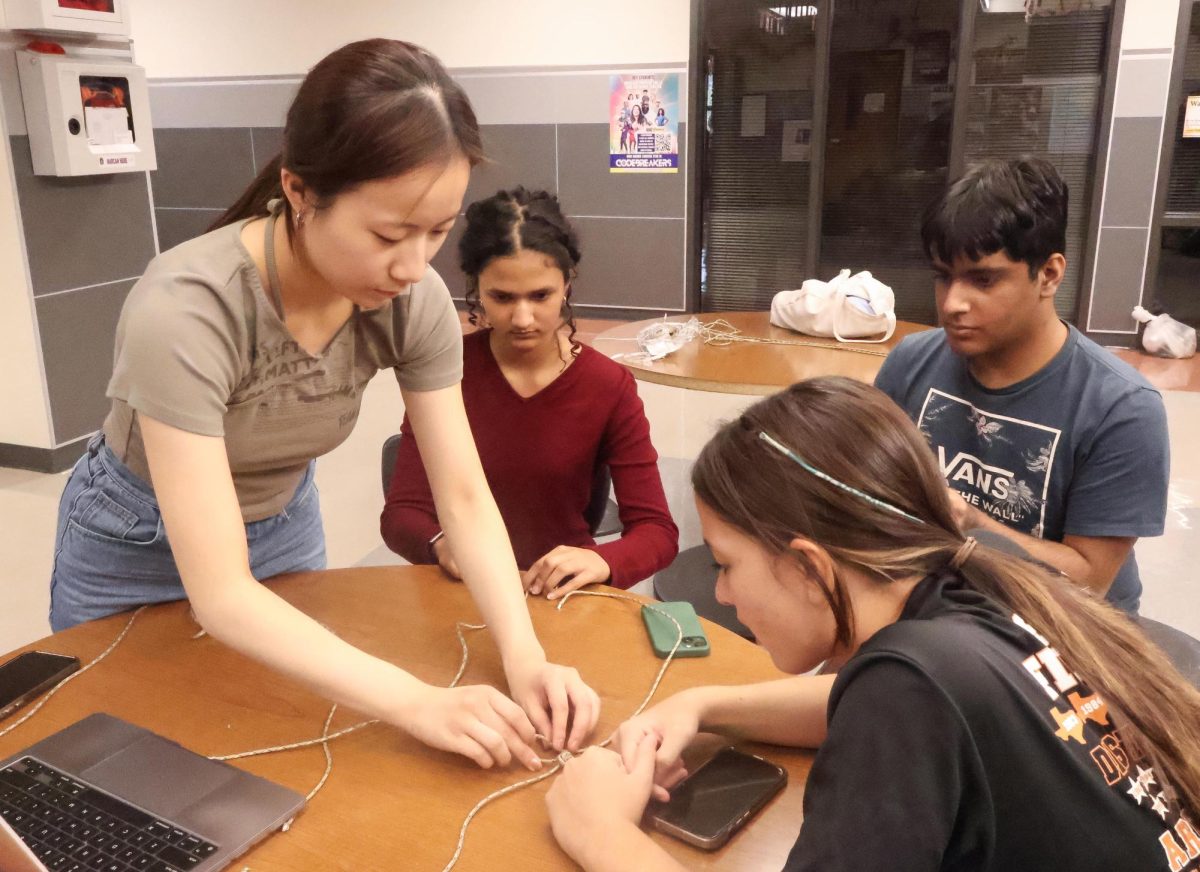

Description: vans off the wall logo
[918,389,1062,538]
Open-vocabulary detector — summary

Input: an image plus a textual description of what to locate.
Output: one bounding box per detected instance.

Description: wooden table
[592,311,930,395]
[0,568,812,871]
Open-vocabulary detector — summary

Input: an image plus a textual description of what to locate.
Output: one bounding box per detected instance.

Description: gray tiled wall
[557,123,687,219]
[146,66,689,315]
[151,118,688,312]
[35,280,136,444]
[8,135,154,446]
[10,136,156,296]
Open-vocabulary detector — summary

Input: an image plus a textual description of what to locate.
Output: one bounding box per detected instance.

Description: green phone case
[641,601,711,658]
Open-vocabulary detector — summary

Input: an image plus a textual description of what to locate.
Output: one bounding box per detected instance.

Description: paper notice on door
[781,120,812,162]
[741,95,766,137]
[84,107,133,146]
[1185,96,1200,139]
[863,92,886,114]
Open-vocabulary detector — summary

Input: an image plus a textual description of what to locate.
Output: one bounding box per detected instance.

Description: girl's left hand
[505,656,602,752]
[546,734,658,853]
[523,546,612,599]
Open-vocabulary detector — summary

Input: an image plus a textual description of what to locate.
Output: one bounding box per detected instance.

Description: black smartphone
[0,652,80,720]
[649,747,787,850]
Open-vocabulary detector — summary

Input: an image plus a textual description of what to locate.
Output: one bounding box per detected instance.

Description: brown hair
[693,376,1200,818]
[210,39,484,234]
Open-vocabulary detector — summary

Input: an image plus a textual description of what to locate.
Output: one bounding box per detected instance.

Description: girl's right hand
[610,689,704,800]
[397,683,544,771]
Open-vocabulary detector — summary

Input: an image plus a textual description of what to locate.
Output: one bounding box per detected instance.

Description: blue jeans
[49,435,326,631]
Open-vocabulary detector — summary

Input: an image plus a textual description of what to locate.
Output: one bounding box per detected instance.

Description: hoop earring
[294,210,307,230]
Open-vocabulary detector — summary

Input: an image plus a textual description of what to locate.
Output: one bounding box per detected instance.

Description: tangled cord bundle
[1,589,685,872]
[609,316,889,363]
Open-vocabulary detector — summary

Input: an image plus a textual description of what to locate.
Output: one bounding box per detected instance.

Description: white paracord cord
[2,591,684,871]
[0,606,147,742]
[437,590,683,872]
[699,318,889,356]
[207,589,685,871]
[607,317,890,362]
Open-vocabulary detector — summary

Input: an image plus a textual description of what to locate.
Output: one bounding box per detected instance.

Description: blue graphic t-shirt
[875,325,1169,611]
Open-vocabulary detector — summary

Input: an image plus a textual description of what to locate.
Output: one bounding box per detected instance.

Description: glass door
[698,2,822,311]
[1153,1,1200,327]
[817,0,961,324]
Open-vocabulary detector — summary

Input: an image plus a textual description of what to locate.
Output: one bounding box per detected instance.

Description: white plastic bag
[770,269,897,343]
[635,317,703,361]
[1132,306,1196,359]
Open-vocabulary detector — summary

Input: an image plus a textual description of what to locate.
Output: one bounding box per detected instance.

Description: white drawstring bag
[770,269,897,343]
[1132,306,1196,359]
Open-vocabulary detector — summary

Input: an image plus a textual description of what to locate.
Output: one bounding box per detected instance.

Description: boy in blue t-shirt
[874,158,1169,612]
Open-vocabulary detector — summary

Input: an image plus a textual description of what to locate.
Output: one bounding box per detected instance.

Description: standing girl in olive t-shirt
[49,39,599,769]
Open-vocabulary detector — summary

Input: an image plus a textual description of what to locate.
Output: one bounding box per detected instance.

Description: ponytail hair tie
[950,536,978,570]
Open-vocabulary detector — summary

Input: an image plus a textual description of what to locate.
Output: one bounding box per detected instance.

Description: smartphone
[0,652,80,720]
[649,747,787,850]
[641,601,710,658]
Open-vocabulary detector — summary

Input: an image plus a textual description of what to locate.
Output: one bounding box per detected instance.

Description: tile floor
[2,323,1197,654]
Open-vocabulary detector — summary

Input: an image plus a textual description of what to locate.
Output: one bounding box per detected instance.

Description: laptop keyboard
[0,757,218,871]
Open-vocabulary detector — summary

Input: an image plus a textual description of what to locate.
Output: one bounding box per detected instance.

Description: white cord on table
[607,316,890,360]
[0,607,146,741]
[437,590,683,872]
[1,591,684,871]
[206,589,685,870]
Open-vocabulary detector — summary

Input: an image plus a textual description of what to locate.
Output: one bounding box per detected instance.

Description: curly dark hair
[459,187,582,360]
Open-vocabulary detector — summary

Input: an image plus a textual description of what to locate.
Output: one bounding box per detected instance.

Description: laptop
[0,713,305,871]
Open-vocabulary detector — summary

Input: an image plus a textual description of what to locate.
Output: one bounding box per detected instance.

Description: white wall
[1120,0,1183,51]
[128,0,691,78]
[0,45,52,449]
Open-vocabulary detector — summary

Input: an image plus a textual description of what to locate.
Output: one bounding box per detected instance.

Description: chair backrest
[585,464,613,536]
[1136,616,1200,691]
[384,431,615,538]
[381,433,403,496]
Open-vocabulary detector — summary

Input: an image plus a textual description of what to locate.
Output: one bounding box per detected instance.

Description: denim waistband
[87,433,158,507]
[85,432,316,515]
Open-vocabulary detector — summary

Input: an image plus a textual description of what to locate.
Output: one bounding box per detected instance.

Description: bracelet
[428,530,445,563]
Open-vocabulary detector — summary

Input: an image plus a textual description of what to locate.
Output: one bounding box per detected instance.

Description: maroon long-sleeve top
[380,330,679,588]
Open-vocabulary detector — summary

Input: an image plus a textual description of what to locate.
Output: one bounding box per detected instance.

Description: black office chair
[382,433,622,538]
[1137,617,1200,690]
[970,529,1200,688]
[381,433,403,496]
[653,544,753,640]
[585,464,622,538]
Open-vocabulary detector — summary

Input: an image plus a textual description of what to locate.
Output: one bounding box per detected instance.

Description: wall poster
[610,73,679,173]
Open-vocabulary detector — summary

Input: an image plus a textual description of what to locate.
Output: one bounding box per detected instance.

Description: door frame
[688,0,1124,319]
[1143,0,1200,318]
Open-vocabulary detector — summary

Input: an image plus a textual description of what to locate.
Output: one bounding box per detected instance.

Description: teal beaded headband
[756,430,928,526]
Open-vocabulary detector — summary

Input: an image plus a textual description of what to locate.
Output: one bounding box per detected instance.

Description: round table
[592,311,931,395]
[0,567,813,871]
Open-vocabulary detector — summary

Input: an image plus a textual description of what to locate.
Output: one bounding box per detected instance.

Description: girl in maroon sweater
[380,188,678,595]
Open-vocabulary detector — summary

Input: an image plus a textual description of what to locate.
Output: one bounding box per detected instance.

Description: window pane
[817,0,961,325]
[700,2,820,311]
[964,6,1113,320]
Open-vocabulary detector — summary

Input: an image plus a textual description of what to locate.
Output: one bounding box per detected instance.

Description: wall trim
[0,435,88,473]
[150,63,689,129]
[1085,330,1138,348]
[1078,0,1125,332]
[1143,0,1197,319]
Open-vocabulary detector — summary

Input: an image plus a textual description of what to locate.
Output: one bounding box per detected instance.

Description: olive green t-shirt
[104,215,463,521]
